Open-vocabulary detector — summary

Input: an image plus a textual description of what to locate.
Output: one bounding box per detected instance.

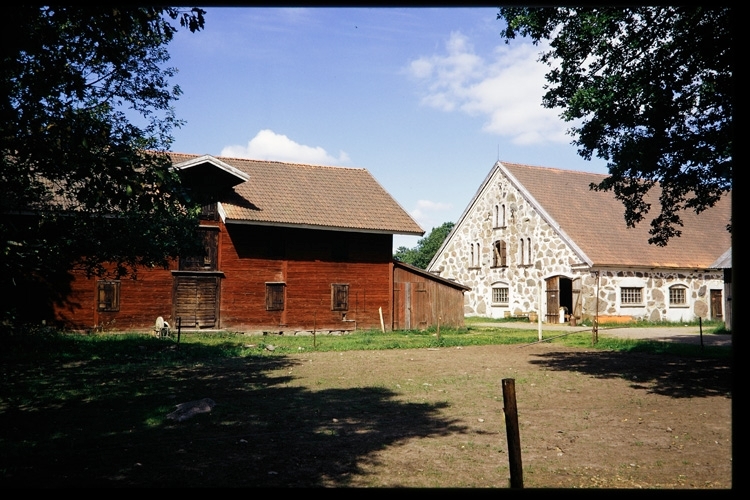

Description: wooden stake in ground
[502,378,523,488]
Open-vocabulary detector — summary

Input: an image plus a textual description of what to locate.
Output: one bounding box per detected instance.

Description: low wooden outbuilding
[393,261,470,330]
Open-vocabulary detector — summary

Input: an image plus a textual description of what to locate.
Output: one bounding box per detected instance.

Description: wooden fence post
[502,378,523,488]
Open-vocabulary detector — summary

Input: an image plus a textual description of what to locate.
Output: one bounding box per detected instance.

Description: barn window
[620,287,643,305]
[526,237,532,265]
[265,283,285,311]
[492,287,509,305]
[200,202,219,221]
[470,242,481,268]
[492,240,507,267]
[331,283,349,311]
[494,204,506,228]
[669,286,687,306]
[180,226,219,271]
[97,280,120,312]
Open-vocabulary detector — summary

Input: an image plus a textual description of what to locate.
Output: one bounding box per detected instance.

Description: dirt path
[1,339,730,488]
[472,322,732,347]
[264,343,732,488]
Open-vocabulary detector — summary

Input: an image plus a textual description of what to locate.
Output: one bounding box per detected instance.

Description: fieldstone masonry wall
[429,167,724,322]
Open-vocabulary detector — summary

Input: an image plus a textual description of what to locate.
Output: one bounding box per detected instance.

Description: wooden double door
[545,276,581,324]
[173,226,221,328]
[172,274,221,328]
[393,281,428,330]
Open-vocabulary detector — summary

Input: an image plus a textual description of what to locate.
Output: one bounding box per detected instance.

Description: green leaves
[394,222,454,269]
[498,7,732,246]
[2,7,205,319]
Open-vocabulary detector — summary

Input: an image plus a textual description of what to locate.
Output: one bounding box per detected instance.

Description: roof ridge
[170,152,367,171]
[500,160,607,177]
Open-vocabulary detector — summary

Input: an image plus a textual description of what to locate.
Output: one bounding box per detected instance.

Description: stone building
[427,161,731,324]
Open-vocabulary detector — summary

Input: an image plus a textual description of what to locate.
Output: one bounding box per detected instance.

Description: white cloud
[409,199,453,230]
[220,129,350,165]
[392,199,454,253]
[407,32,571,145]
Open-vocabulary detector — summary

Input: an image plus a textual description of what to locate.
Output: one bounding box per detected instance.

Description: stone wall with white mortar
[429,166,724,322]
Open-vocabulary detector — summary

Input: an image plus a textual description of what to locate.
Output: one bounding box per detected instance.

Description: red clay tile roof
[170,153,424,236]
[500,161,731,269]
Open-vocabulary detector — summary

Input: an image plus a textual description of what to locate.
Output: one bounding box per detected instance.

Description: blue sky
[166,7,609,251]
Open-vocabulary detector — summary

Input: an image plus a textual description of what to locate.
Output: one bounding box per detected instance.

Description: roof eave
[224,218,424,235]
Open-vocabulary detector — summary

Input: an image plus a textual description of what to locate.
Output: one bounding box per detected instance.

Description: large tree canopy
[394,222,455,269]
[498,7,732,246]
[2,6,206,318]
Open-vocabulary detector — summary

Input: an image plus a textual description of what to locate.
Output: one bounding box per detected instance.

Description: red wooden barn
[50,153,468,333]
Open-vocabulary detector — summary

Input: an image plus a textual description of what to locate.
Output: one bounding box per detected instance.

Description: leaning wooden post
[502,378,523,488]
[537,285,543,341]
[593,270,600,345]
[176,317,181,347]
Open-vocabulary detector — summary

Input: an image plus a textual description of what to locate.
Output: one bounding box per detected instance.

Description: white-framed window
[492,287,509,305]
[494,204,506,228]
[469,242,482,268]
[669,285,688,306]
[620,287,643,305]
[526,237,532,265]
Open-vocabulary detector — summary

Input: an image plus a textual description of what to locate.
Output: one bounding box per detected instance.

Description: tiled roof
[170,153,424,236]
[500,161,731,269]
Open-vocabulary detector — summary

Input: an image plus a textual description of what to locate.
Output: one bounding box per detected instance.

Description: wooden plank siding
[53,265,175,331]
[47,221,470,334]
[218,223,393,332]
[393,263,467,330]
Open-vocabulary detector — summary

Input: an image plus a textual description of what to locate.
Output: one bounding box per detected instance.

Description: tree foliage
[498,7,732,246]
[1,6,206,318]
[394,222,454,269]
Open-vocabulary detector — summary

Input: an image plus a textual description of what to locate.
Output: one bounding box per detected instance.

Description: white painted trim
[173,154,250,183]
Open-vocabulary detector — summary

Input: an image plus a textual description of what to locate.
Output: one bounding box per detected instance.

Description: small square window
[332,284,349,311]
[621,287,642,305]
[97,280,120,312]
[266,283,285,311]
[492,287,509,305]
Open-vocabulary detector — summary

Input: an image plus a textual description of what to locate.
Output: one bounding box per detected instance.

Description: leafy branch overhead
[498,7,732,246]
[394,222,454,269]
[2,7,206,319]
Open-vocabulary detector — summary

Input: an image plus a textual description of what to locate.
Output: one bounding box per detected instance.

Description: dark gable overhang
[173,155,250,197]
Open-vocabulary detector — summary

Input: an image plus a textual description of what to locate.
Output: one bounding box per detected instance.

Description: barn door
[710,290,723,320]
[412,282,429,330]
[545,276,560,324]
[173,275,220,328]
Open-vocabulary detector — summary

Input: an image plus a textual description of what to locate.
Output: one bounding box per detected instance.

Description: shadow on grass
[527,349,731,399]
[0,334,466,487]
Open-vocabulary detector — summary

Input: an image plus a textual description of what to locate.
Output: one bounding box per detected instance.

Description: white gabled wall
[429,166,585,319]
[429,164,724,323]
